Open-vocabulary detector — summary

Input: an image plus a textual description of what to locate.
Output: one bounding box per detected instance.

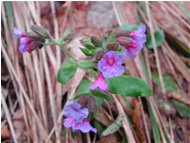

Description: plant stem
[51,37,98,77]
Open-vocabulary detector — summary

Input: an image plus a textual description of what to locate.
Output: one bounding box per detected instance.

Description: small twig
[145,1,166,95]
[168,92,190,106]
[41,48,60,143]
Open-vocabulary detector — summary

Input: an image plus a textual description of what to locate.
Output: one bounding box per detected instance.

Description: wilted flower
[98,51,125,78]
[63,100,97,133]
[90,74,108,92]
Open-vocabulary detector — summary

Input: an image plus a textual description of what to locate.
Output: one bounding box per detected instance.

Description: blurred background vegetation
[1,1,190,143]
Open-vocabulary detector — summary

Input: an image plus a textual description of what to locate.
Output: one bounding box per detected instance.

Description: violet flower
[98,51,125,78]
[129,25,146,45]
[63,100,97,133]
[13,28,43,53]
[13,28,26,38]
[63,100,89,122]
[115,25,146,59]
[90,74,108,92]
[117,37,143,59]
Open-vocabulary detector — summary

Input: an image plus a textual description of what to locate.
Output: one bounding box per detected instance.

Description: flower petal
[73,118,97,133]
[63,117,76,128]
[14,28,25,38]
[19,44,28,53]
[63,100,89,122]
[90,74,108,92]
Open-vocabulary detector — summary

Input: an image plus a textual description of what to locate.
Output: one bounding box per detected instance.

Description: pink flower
[98,51,125,78]
[90,74,108,92]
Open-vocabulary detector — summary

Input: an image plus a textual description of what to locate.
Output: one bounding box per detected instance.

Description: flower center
[106,56,115,65]
[130,42,137,49]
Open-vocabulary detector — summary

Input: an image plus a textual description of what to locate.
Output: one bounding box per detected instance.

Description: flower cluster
[116,25,146,59]
[63,100,97,133]
[13,24,146,135]
[90,25,146,92]
[13,28,45,53]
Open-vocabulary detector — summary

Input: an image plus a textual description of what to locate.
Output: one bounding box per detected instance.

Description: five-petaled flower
[90,74,108,92]
[13,28,44,53]
[63,100,97,133]
[98,51,125,78]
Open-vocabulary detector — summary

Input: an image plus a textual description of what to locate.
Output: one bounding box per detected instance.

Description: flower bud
[80,38,95,49]
[106,43,119,51]
[91,36,102,47]
[95,50,106,61]
[113,29,130,37]
[30,25,50,39]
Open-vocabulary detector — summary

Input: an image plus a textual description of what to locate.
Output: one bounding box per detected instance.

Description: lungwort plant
[14,24,152,134]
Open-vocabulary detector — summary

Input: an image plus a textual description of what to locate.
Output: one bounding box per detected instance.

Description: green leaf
[152,72,177,93]
[78,60,96,69]
[102,115,124,136]
[148,106,161,143]
[107,75,153,96]
[6,2,14,31]
[118,24,139,31]
[56,58,77,84]
[94,96,103,106]
[146,30,165,49]
[91,90,114,103]
[172,99,190,118]
[80,48,95,56]
[80,47,102,56]
[76,80,92,96]
[80,38,95,49]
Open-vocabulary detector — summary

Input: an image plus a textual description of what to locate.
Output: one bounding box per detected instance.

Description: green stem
[50,37,98,77]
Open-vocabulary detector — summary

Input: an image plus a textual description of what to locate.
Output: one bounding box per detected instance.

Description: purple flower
[117,37,144,59]
[130,25,146,45]
[13,28,26,38]
[13,27,44,53]
[126,41,143,59]
[73,118,97,133]
[63,100,89,122]
[98,51,125,78]
[63,100,97,133]
[63,117,97,133]
[19,37,32,53]
[90,74,108,92]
